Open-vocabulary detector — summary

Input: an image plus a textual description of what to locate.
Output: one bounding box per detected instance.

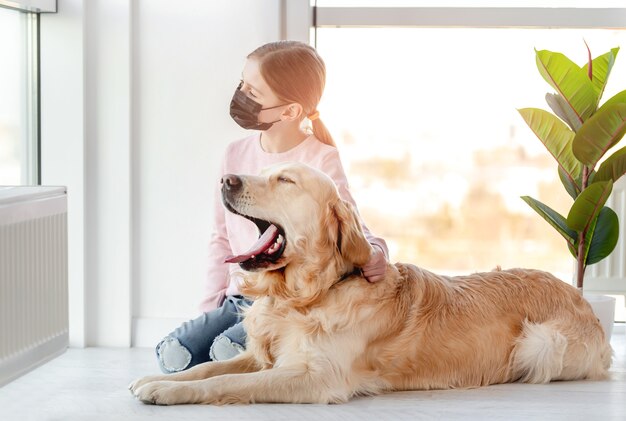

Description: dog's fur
[129,162,612,405]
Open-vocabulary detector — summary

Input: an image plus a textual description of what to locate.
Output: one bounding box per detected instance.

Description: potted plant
[518,44,626,338]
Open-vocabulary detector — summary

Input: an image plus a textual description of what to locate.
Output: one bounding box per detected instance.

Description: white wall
[131,0,282,345]
[40,0,86,347]
[41,0,311,347]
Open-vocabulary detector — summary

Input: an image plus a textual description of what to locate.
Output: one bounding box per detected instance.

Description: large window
[316,1,626,7]
[0,5,40,185]
[314,6,626,321]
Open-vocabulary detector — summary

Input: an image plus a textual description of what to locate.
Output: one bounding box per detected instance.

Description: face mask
[229,82,286,130]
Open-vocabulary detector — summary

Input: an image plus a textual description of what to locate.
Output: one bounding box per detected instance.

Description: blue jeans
[155,295,251,373]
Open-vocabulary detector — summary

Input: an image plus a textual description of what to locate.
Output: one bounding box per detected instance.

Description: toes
[135,382,161,404]
[129,380,146,395]
[128,379,141,395]
[135,381,181,405]
[129,376,156,396]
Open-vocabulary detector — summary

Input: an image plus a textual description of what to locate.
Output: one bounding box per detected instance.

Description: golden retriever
[129,162,611,405]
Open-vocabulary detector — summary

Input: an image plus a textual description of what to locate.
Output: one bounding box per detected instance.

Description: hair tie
[308,110,320,121]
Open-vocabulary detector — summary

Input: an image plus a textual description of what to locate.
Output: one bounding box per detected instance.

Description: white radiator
[584,177,626,297]
[0,186,68,387]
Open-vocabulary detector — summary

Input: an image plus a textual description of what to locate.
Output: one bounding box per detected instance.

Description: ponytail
[310,115,336,148]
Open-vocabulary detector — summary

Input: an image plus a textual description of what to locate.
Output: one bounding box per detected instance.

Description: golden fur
[130,162,612,405]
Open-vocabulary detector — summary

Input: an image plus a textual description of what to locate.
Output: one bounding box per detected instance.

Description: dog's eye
[277,176,295,184]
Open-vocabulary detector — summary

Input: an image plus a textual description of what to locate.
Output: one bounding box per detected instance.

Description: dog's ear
[331,199,372,267]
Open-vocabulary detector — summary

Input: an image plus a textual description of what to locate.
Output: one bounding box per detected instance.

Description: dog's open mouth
[224,215,286,267]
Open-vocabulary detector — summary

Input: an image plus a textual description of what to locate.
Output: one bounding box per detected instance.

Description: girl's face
[240,58,291,125]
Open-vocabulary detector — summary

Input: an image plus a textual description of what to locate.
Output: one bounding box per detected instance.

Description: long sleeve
[319,149,389,259]
[198,159,232,313]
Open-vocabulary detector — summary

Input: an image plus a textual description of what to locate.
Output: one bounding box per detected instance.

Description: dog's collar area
[332,267,363,287]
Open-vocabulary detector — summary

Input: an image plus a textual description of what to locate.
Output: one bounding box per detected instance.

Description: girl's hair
[248,40,336,147]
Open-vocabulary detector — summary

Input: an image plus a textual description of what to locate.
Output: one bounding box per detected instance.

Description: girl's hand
[362,246,387,283]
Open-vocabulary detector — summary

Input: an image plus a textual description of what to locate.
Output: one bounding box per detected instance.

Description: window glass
[0,7,36,185]
[316,28,626,283]
[316,1,626,7]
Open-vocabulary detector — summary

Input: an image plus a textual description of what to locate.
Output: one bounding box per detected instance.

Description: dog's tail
[511,321,567,383]
[510,320,611,383]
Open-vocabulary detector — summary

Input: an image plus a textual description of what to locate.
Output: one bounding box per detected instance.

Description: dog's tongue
[224,224,279,263]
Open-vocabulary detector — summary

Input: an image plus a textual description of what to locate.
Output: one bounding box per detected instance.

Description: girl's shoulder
[223,133,263,168]
[298,135,341,165]
[225,133,260,155]
[222,133,267,174]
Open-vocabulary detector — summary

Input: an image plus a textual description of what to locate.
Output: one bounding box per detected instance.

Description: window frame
[1,1,55,185]
[0,0,56,13]
[23,10,40,185]
[313,6,626,29]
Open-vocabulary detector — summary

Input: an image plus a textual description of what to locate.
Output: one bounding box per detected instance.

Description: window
[0,5,40,185]
[316,1,626,7]
[314,5,626,324]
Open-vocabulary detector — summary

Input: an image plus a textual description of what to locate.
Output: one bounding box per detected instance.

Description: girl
[155,40,388,373]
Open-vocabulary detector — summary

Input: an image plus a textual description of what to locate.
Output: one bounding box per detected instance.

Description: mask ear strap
[256,118,281,128]
[260,103,289,111]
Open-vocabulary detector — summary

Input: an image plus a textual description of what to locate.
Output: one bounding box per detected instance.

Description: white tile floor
[1,326,625,421]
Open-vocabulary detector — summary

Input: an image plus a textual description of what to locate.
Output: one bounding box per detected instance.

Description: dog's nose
[221,174,242,192]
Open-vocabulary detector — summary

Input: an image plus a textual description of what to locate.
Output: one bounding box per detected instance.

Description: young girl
[155,40,388,373]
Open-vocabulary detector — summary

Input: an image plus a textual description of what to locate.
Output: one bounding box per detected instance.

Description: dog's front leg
[135,363,347,405]
[129,351,261,395]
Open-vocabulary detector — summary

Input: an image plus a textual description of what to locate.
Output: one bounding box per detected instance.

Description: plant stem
[576,235,586,291]
[581,166,589,190]
[576,166,591,292]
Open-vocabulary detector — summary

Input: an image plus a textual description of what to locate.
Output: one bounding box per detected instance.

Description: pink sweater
[199,133,388,312]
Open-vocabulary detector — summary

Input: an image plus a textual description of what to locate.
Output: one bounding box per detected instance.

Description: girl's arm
[198,160,232,313]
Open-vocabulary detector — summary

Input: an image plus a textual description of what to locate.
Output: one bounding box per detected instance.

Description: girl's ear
[280,103,304,121]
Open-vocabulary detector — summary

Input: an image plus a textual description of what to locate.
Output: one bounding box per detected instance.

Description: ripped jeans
[155,295,251,373]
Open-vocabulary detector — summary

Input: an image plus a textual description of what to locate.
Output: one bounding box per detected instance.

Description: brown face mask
[229,82,286,130]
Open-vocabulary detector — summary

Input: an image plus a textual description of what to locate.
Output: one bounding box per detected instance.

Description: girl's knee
[156,337,192,373]
[209,334,245,361]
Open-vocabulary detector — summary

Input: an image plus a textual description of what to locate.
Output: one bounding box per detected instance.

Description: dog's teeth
[277,235,283,244]
[265,239,282,254]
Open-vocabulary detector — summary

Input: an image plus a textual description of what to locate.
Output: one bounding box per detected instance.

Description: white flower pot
[583,294,616,341]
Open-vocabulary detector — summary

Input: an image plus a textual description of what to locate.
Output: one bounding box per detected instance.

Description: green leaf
[521,196,577,245]
[585,206,620,265]
[546,93,582,132]
[567,241,578,259]
[558,166,581,199]
[594,146,626,184]
[599,89,626,110]
[582,47,620,106]
[587,168,597,185]
[572,103,626,168]
[566,180,613,233]
[535,49,598,125]
[518,108,582,190]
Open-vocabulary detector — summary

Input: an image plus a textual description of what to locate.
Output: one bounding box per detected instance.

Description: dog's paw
[128,375,166,396]
[134,381,193,405]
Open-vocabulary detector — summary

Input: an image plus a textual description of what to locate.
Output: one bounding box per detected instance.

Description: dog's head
[221,162,373,305]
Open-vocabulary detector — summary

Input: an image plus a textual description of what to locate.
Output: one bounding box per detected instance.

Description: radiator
[584,177,626,297]
[0,186,68,387]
